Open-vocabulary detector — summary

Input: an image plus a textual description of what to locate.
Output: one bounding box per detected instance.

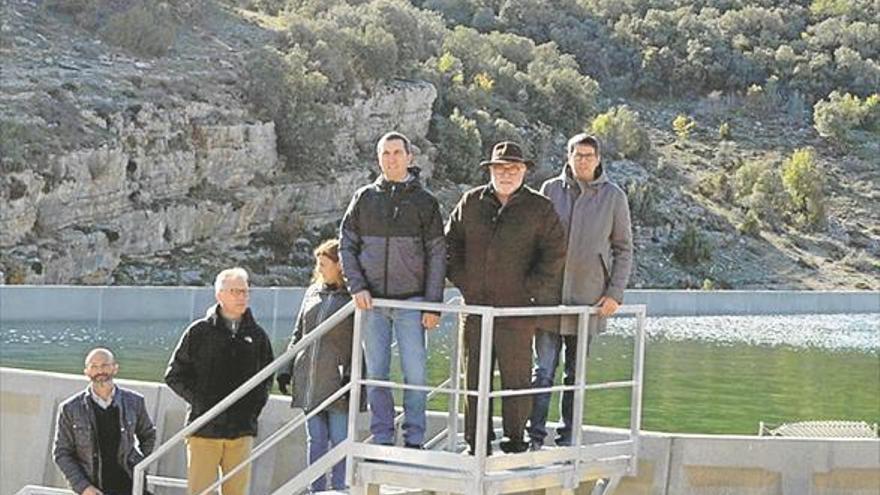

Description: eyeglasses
[572,152,597,161]
[222,288,250,297]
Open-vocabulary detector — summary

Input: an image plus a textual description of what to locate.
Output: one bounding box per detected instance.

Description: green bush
[589,105,650,159]
[672,114,696,141]
[697,171,732,203]
[433,108,483,183]
[99,2,177,57]
[733,160,765,201]
[813,91,868,145]
[718,122,731,140]
[782,148,826,229]
[625,180,661,226]
[672,224,712,265]
[244,46,334,170]
[737,210,762,237]
[747,168,787,226]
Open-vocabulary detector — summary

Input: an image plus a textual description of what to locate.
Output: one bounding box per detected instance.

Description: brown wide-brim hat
[480,141,535,168]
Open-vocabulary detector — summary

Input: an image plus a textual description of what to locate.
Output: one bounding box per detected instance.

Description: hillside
[1,0,877,290]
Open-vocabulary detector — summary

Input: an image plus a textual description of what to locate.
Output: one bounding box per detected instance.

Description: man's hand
[353,290,373,310]
[82,486,103,495]
[596,296,620,318]
[422,312,441,331]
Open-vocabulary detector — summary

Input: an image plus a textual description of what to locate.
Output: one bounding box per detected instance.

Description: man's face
[216,276,249,319]
[378,138,412,182]
[84,352,118,385]
[489,162,527,197]
[568,143,600,182]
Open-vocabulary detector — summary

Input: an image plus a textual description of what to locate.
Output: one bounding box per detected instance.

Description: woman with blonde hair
[277,239,354,492]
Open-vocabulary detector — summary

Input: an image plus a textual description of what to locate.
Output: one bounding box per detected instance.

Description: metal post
[346,308,367,487]
[568,308,591,488]
[447,312,463,452]
[628,308,646,475]
[473,309,495,493]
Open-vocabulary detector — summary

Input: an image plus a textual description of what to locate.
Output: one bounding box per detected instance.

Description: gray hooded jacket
[540,163,633,335]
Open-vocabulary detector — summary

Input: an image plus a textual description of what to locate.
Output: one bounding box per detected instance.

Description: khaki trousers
[186,435,253,495]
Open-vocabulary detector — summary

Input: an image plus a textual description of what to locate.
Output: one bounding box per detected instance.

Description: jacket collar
[478,182,529,206]
[561,163,607,192]
[206,304,257,333]
[374,167,422,192]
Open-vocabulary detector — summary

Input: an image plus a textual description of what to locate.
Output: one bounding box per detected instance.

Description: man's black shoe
[467,444,493,456]
[529,439,543,451]
[404,443,423,449]
[499,439,529,454]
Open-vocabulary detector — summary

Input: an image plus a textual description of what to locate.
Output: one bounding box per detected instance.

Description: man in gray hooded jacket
[527,133,633,449]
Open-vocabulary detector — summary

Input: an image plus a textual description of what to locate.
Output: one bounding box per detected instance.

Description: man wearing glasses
[165,268,274,495]
[527,134,633,450]
[446,141,566,455]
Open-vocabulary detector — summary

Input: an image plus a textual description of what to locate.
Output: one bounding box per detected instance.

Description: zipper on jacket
[305,293,333,407]
[383,183,398,296]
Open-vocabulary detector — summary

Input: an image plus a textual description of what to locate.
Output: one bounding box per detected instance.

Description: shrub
[782,147,825,229]
[737,210,762,237]
[244,46,334,170]
[813,91,868,145]
[748,168,787,226]
[733,160,765,201]
[672,114,696,140]
[672,224,712,265]
[697,171,732,203]
[433,108,483,183]
[589,105,650,159]
[625,180,661,226]
[718,122,731,140]
[49,0,179,57]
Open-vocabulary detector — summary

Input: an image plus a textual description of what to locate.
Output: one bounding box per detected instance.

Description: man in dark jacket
[528,134,633,449]
[339,131,446,448]
[165,268,274,495]
[446,141,566,454]
[54,347,156,495]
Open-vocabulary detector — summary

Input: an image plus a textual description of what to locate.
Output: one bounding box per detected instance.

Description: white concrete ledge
[2,368,878,495]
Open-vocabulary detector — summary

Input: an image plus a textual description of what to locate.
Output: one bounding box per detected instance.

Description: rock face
[0,82,437,284]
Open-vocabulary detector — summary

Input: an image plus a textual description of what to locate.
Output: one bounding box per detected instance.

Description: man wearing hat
[446,141,566,454]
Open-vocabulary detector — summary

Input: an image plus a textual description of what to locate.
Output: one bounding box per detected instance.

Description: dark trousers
[463,316,534,449]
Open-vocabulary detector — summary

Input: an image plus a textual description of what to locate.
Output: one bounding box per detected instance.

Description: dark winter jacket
[165,305,274,438]
[445,184,567,330]
[541,164,633,335]
[339,169,446,304]
[53,386,156,494]
[282,283,354,412]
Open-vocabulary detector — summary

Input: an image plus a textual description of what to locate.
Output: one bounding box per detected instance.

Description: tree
[672,114,696,140]
[589,105,650,159]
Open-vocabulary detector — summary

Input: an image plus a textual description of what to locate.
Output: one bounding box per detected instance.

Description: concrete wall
[3,368,878,495]
[1,286,878,324]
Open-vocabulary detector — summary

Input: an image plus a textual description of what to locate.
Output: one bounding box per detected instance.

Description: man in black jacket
[339,131,446,448]
[165,268,274,495]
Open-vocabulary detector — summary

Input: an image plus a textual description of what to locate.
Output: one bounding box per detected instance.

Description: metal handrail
[132,300,357,495]
[135,298,646,495]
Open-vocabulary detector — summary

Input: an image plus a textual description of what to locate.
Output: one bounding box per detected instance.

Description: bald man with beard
[53,347,156,495]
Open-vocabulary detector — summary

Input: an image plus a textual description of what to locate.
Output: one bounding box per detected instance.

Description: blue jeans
[363,299,427,446]
[528,331,579,445]
[307,409,348,491]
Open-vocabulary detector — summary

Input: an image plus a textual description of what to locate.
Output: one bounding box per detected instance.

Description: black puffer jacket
[165,305,274,438]
[339,169,446,303]
[282,283,354,412]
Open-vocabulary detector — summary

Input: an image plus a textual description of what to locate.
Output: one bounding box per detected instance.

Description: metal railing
[134,298,646,495]
[132,300,357,495]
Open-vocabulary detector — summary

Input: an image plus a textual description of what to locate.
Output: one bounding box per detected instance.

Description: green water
[2,315,878,435]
